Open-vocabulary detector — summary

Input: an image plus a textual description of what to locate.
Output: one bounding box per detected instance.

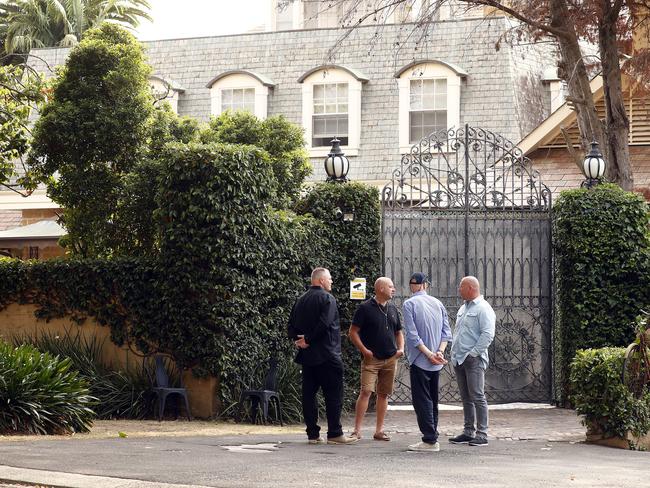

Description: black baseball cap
[410,272,428,285]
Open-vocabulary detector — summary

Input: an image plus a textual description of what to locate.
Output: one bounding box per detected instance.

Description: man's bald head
[459,276,480,301]
[374,277,395,304]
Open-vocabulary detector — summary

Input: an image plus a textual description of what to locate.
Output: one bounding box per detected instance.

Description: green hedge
[553,184,650,402]
[296,182,382,408]
[0,146,382,420]
[570,348,650,446]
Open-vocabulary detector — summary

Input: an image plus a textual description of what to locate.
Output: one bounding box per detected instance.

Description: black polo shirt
[352,298,402,360]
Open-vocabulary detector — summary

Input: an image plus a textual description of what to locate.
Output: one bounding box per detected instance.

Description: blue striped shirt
[402,291,453,371]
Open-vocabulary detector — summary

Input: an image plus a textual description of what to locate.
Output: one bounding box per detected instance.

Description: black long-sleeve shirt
[288,286,342,366]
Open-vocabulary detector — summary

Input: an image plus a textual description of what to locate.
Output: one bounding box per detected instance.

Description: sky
[135,0,272,41]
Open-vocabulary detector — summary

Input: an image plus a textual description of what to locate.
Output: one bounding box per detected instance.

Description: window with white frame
[409,79,447,143]
[312,83,349,147]
[220,87,255,113]
[206,71,275,119]
[397,61,465,153]
[299,65,367,157]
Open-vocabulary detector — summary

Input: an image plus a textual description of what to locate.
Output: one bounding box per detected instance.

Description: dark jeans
[301,359,344,439]
[409,364,440,444]
[454,355,488,440]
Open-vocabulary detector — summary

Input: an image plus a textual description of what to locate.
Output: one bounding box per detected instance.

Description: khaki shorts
[360,356,398,395]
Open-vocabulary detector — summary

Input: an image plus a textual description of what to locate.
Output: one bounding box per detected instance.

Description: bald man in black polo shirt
[348,277,404,441]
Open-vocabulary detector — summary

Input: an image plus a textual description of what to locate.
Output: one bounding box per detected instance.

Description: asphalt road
[0,433,647,488]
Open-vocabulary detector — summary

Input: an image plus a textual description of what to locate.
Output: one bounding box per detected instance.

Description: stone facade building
[1,2,565,254]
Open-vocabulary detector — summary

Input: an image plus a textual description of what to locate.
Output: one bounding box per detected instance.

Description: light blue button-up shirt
[450,295,496,368]
[402,291,453,371]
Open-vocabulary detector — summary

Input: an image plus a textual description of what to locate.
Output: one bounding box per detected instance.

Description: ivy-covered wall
[553,184,650,403]
[0,147,382,417]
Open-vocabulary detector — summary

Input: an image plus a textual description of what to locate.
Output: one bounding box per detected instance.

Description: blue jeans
[409,364,440,444]
[454,355,488,440]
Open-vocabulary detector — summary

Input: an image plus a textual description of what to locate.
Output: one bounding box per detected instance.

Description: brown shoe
[327,435,359,445]
[350,431,362,440]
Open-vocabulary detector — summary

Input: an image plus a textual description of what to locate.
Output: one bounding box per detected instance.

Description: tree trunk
[550,0,607,167]
[599,3,634,190]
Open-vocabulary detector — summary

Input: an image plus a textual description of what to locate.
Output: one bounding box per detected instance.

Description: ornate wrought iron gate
[382,125,553,403]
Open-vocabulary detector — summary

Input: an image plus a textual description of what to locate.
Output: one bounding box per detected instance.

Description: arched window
[206,70,275,119]
[298,65,368,157]
[395,60,466,152]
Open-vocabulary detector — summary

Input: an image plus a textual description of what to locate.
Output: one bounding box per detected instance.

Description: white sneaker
[308,437,325,444]
[408,441,440,452]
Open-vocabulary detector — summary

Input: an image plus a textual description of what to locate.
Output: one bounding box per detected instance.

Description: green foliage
[0,339,96,434]
[0,0,151,55]
[295,182,382,408]
[570,348,650,444]
[0,149,381,420]
[109,105,202,257]
[553,184,650,402]
[156,142,324,397]
[201,111,311,207]
[16,332,155,419]
[0,64,44,187]
[29,23,153,256]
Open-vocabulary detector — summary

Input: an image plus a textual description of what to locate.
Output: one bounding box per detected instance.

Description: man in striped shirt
[402,272,452,452]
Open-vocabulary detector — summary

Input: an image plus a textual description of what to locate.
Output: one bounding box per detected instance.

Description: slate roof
[28,17,556,183]
[0,210,22,231]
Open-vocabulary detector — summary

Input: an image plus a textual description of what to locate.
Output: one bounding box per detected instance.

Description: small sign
[350,278,367,300]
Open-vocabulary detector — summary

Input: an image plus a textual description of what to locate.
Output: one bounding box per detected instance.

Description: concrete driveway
[0,407,646,488]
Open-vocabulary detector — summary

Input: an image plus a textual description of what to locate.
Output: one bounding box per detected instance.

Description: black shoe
[449,434,474,444]
[469,437,488,446]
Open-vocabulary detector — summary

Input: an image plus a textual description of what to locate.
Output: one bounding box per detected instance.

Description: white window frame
[398,62,463,153]
[300,67,364,157]
[208,73,270,119]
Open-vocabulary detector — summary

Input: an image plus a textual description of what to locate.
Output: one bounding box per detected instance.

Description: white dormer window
[206,70,276,119]
[396,60,466,153]
[150,76,184,114]
[298,65,368,157]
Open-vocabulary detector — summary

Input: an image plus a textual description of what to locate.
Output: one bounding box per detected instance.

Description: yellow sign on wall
[350,278,366,300]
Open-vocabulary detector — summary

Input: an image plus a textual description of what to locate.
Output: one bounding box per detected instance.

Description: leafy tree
[303,0,650,190]
[0,0,151,55]
[0,62,43,191]
[201,111,311,207]
[111,104,201,257]
[29,23,153,256]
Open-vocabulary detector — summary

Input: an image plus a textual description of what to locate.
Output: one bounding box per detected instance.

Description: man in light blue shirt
[449,276,496,447]
[402,272,452,452]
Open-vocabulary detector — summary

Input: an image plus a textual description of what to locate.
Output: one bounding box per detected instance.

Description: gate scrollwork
[383,125,553,404]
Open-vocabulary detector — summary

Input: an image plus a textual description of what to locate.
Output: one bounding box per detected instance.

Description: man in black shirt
[288,267,358,445]
[348,277,404,441]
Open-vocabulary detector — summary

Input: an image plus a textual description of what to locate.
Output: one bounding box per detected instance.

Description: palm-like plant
[0,0,151,55]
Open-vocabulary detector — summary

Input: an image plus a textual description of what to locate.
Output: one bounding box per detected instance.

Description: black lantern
[324,138,349,182]
[582,141,606,189]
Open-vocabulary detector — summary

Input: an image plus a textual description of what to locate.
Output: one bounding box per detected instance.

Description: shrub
[16,332,155,419]
[0,340,96,434]
[570,348,650,446]
[553,184,650,402]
